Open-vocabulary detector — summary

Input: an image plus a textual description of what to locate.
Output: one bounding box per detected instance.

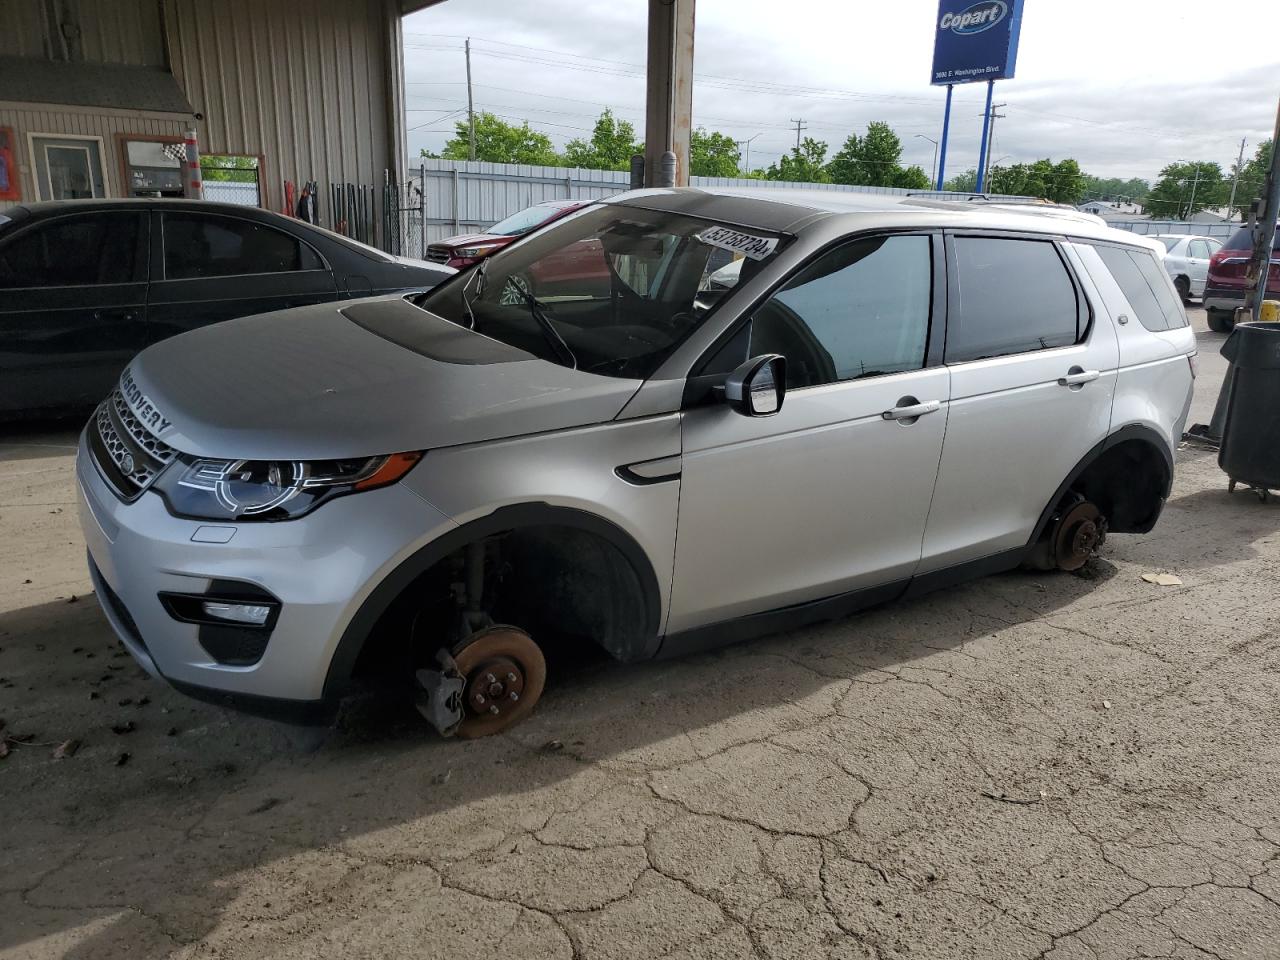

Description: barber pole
[182,129,203,200]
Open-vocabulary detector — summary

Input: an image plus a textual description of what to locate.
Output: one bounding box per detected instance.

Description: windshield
[418,204,786,379]
[488,204,569,237]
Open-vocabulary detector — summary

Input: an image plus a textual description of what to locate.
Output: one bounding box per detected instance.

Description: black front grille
[89,388,177,501]
[426,245,452,264]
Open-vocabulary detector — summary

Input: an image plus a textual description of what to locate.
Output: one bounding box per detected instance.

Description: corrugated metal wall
[0,0,165,64]
[0,105,186,209]
[414,159,955,244]
[164,0,399,221]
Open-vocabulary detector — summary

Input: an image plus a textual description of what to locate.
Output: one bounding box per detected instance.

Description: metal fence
[1106,219,1240,239]
[408,158,1036,246]
[201,178,260,206]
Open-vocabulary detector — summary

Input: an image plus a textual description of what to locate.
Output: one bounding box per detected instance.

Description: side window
[0,213,141,288]
[946,237,1079,363]
[1094,245,1186,331]
[1189,239,1210,259]
[163,214,321,279]
[748,234,931,389]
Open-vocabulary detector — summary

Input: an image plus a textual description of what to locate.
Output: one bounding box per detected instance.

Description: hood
[436,232,510,249]
[125,296,642,461]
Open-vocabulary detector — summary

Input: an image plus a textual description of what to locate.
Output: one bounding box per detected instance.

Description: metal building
[0,0,441,237]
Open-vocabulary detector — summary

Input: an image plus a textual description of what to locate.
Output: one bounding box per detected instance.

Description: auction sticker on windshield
[697,225,778,261]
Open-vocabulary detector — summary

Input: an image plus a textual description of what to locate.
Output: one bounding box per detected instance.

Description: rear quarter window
[945,236,1081,364]
[1094,245,1187,331]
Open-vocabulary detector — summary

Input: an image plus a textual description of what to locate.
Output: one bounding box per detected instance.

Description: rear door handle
[1058,368,1100,388]
[882,399,941,421]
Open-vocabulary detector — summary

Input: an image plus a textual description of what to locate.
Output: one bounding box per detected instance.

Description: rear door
[0,211,149,415]
[918,232,1118,573]
[1186,239,1216,295]
[146,211,337,342]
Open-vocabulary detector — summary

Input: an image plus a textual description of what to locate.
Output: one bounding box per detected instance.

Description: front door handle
[1058,367,1100,388]
[882,399,941,421]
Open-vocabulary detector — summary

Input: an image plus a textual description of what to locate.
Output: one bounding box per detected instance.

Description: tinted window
[0,213,140,288]
[946,237,1079,363]
[1095,245,1186,331]
[1224,226,1280,253]
[488,204,569,236]
[749,235,931,389]
[163,214,321,279]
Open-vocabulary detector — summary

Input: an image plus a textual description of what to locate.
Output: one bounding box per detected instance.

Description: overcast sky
[403,0,1278,185]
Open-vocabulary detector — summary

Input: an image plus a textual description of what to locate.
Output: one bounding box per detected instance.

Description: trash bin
[1219,321,1280,499]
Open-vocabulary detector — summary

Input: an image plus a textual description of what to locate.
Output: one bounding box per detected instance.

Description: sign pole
[935,84,953,191]
[974,80,995,193]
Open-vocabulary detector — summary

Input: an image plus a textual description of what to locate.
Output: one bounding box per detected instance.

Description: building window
[30,134,106,201]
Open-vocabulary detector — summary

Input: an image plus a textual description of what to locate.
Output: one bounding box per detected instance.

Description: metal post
[452,167,460,232]
[566,174,573,199]
[1244,99,1280,322]
[915,134,938,187]
[182,128,203,200]
[936,85,954,191]
[644,0,695,187]
[465,37,476,162]
[975,80,995,193]
[983,103,1006,187]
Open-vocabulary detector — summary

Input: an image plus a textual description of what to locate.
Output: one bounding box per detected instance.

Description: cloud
[403,0,1279,182]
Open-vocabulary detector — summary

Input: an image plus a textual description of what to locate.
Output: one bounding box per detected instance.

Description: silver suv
[77,188,1196,736]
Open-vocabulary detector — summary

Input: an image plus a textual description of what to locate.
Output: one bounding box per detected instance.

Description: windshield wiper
[461,258,489,330]
[508,276,578,370]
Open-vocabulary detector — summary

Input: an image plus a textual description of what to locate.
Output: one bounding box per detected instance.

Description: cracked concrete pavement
[3,308,1280,959]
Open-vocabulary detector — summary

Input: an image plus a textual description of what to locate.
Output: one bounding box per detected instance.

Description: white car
[1151,234,1222,303]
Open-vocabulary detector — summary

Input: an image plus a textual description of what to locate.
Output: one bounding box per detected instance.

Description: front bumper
[77,429,456,710]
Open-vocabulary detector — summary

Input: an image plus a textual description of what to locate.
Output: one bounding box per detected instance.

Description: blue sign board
[930,0,1024,85]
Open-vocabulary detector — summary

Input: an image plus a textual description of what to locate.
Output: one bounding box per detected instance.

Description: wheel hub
[464,655,526,719]
[1054,501,1106,572]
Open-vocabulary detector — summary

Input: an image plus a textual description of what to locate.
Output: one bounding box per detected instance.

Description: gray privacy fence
[1106,220,1239,239]
[409,158,1033,246]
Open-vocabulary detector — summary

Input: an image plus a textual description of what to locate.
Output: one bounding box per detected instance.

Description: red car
[1204,224,1280,331]
[426,200,587,269]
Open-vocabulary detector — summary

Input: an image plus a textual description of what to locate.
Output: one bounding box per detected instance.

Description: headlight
[154,452,422,521]
[457,244,502,259]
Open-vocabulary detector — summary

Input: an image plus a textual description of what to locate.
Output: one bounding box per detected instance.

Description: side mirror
[724,354,786,417]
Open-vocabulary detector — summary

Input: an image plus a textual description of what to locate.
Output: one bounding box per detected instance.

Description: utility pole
[737,132,762,173]
[465,37,476,162]
[1186,167,1203,220]
[914,134,938,187]
[1243,98,1280,322]
[1228,137,1248,216]
[983,103,1006,187]
[790,118,808,154]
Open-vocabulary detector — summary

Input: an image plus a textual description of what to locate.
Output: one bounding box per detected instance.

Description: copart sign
[930,0,1023,85]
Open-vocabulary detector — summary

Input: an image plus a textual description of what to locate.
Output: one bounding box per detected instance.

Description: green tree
[943,168,979,192]
[563,109,641,170]
[200,154,258,183]
[1080,174,1150,203]
[437,112,561,166]
[986,158,1085,204]
[1228,139,1273,216]
[1143,161,1226,219]
[827,121,925,188]
[765,138,831,183]
[690,127,741,178]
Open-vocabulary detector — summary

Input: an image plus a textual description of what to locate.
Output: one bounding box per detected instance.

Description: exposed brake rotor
[450,625,546,738]
[1053,500,1106,572]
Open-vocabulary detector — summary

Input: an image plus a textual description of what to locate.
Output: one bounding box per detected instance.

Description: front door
[146,211,337,341]
[669,233,949,634]
[919,234,1119,572]
[0,211,149,415]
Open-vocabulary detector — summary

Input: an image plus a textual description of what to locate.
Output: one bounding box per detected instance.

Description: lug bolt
[509,691,519,701]
[486,673,496,684]
[489,704,500,715]
[475,693,485,704]
[506,672,517,683]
